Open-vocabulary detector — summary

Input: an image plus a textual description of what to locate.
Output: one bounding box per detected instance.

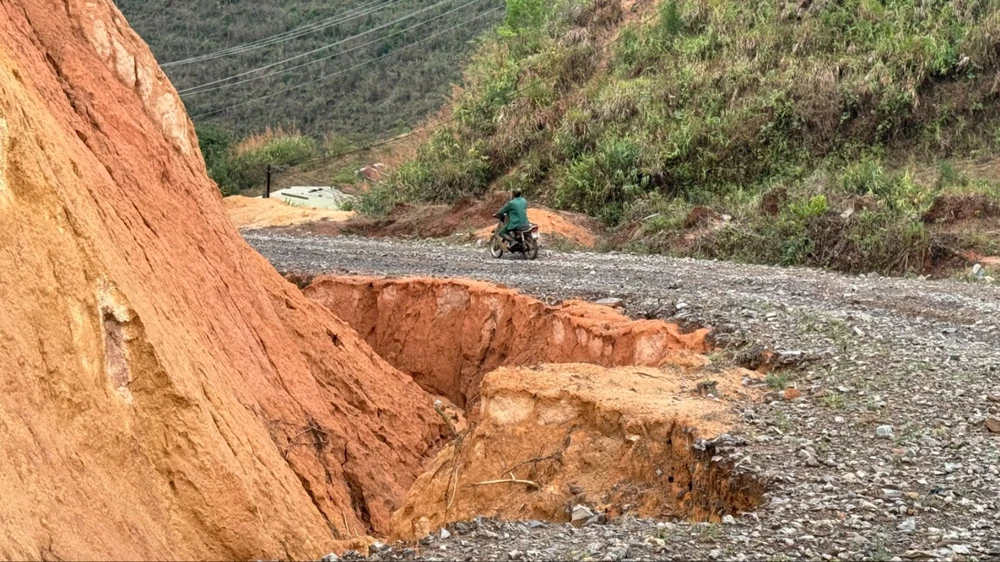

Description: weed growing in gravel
[869,542,892,562]
[707,350,727,364]
[821,392,846,410]
[895,424,922,445]
[695,522,720,543]
[773,410,792,433]
[766,372,790,390]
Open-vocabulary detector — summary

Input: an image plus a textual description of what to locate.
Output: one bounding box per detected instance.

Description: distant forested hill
[116,0,504,140]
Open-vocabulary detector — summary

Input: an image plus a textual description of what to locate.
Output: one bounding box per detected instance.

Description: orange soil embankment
[474,207,597,247]
[0,2,441,559]
[304,276,710,410]
[224,195,355,229]
[287,194,601,248]
[391,363,765,539]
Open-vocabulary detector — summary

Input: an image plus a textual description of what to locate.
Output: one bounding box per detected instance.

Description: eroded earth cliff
[0,1,444,559]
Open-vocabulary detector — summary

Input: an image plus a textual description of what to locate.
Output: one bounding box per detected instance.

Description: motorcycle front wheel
[489,235,504,259]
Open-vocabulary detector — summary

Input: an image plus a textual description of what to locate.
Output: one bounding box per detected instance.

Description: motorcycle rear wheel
[525,237,539,260]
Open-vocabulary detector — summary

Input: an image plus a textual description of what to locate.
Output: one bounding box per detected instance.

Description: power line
[162,0,398,68]
[193,5,505,119]
[179,0,462,93]
[277,10,661,172]
[180,0,494,96]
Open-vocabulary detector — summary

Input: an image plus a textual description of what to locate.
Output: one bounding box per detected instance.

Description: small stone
[370,541,388,552]
[571,505,595,526]
[606,545,629,561]
[876,425,894,439]
[882,488,903,499]
[569,484,584,495]
[320,554,340,562]
[973,264,985,278]
[508,550,523,560]
[646,537,666,547]
[784,387,802,400]
[905,492,920,500]
[898,518,917,533]
[594,297,625,309]
[440,528,451,540]
[944,463,962,474]
[950,545,970,555]
[709,549,723,559]
[985,418,1000,434]
[722,514,736,525]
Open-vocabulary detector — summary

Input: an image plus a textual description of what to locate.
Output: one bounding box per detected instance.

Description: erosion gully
[246,230,1000,562]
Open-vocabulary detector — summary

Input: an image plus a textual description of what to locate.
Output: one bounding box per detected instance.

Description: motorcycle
[489,213,539,260]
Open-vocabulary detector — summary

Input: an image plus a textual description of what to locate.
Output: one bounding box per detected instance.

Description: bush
[196,127,318,195]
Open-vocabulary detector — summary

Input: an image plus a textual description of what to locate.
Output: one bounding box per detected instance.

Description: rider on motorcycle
[495,190,529,243]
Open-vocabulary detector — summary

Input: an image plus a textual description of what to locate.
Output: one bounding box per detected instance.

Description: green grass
[766,372,789,390]
[119,0,504,140]
[367,0,1000,274]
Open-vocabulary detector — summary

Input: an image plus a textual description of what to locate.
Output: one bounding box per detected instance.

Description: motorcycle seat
[513,224,533,232]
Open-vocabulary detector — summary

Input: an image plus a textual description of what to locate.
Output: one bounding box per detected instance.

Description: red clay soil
[278,193,602,248]
[923,193,1000,224]
[0,2,443,559]
[304,276,710,411]
[391,363,765,540]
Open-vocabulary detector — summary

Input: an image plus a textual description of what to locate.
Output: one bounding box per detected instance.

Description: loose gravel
[246,230,1000,562]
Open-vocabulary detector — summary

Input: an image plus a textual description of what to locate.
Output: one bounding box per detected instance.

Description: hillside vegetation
[116,0,503,139]
[366,0,1000,273]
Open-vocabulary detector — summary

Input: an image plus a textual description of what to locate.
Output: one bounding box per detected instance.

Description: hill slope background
[364,0,1000,274]
[115,0,505,194]
[115,0,503,138]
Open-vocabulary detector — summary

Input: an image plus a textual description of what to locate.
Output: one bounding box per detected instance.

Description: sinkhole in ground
[300,275,766,539]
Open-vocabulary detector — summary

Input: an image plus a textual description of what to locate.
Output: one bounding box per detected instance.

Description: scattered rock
[321,554,340,562]
[985,417,1000,434]
[594,297,625,309]
[897,518,917,533]
[571,505,596,527]
[876,425,894,439]
[440,528,451,540]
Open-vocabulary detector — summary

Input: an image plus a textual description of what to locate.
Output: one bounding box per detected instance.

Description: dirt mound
[304,276,709,410]
[391,363,765,539]
[924,193,1000,224]
[224,195,355,228]
[0,2,442,559]
[473,207,598,248]
[282,194,601,248]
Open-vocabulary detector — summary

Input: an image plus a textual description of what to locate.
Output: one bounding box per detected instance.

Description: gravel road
[246,230,1000,562]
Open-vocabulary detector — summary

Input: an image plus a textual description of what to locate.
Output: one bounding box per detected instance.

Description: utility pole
[264,164,272,198]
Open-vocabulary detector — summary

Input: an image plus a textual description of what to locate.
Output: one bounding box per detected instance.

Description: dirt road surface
[246,230,1000,561]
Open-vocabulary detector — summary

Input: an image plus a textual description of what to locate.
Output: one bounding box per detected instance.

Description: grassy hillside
[367,0,1000,274]
[116,0,504,140]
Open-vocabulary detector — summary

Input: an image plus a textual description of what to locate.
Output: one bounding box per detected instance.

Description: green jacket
[498,197,529,230]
